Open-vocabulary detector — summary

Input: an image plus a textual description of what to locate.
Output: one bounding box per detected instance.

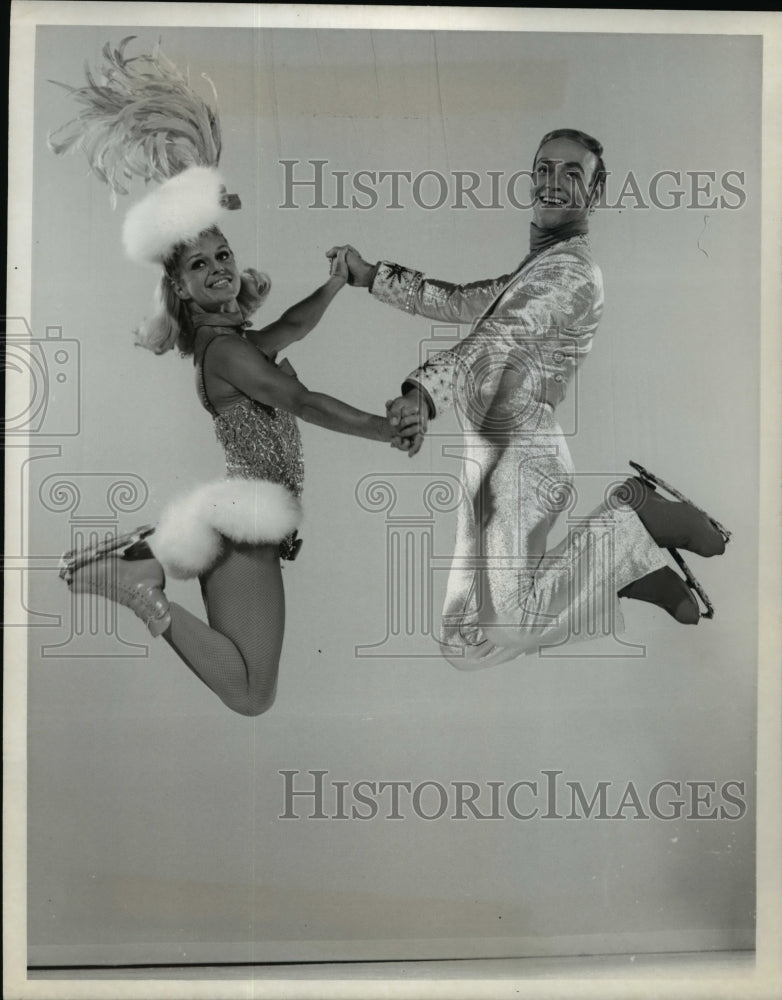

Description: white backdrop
[20,21,758,966]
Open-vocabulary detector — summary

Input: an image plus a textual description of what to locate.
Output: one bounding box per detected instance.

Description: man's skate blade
[669,548,715,619]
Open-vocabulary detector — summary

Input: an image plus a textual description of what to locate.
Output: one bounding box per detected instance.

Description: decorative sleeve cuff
[401,379,436,420]
[370,261,424,314]
[401,348,457,419]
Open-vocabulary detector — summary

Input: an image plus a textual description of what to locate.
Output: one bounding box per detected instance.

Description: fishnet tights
[163,542,285,716]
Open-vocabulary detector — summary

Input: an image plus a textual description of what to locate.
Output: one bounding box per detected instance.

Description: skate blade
[629,461,732,545]
[669,548,715,619]
[59,525,156,582]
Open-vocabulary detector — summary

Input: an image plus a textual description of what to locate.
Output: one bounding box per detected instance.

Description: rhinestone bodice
[195,334,304,497]
[209,397,304,496]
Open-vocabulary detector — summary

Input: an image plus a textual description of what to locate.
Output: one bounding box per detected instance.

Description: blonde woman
[53,41,393,715]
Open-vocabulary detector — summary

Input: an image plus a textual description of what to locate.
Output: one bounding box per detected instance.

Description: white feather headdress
[121,164,228,264]
[48,37,241,264]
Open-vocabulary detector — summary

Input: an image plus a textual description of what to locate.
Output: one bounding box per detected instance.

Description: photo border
[5,4,781,998]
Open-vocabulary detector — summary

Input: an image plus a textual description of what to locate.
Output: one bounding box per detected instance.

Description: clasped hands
[327,243,428,457]
[385,390,428,456]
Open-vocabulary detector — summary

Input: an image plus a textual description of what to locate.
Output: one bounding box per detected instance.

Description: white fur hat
[149,478,303,579]
[122,165,231,265]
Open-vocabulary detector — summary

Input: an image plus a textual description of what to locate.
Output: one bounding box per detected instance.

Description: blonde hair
[133,231,271,356]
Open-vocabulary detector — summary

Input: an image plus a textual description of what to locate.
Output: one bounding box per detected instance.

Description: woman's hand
[386,393,428,457]
[328,246,350,288]
[326,245,377,288]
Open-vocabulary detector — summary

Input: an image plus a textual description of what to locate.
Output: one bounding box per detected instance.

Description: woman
[53,41,394,715]
[332,129,731,669]
[62,224,393,716]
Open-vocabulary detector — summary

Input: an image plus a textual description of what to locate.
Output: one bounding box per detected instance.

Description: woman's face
[530,137,599,230]
[173,230,241,311]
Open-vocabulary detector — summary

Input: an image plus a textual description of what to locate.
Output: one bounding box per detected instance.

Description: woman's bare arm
[209,336,392,443]
[245,250,349,355]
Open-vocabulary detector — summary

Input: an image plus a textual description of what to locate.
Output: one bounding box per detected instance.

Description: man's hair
[534,129,607,203]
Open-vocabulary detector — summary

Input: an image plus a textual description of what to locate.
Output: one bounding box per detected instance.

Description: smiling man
[332,129,606,444]
[328,129,717,667]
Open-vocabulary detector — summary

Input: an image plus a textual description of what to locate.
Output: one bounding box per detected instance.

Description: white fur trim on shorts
[148,479,302,579]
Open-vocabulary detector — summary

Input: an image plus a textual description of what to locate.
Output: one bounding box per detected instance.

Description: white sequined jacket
[369,236,633,667]
[371,236,603,432]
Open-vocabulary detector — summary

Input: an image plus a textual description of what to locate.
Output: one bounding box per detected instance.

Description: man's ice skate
[629,461,732,548]
[619,563,712,622]
[615,463,729,558]
[614,460,730,620]
[668,548,716,619]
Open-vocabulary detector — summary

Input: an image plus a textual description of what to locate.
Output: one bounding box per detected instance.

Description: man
[328,129,721,668]
[333,129,605,449]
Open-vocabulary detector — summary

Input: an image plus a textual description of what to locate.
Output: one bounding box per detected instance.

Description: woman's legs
[163,542,285,716]
[68,540,286,716]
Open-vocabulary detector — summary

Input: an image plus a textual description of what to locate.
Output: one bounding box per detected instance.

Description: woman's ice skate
[64,546,171,637]
[59,524,156,584]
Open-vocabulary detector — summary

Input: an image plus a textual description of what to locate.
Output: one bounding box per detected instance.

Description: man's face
[531,137,599,230]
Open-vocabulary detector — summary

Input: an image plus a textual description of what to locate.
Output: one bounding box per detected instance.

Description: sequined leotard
[195,330,304,554]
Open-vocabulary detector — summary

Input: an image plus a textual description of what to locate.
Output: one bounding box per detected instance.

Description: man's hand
[386,389,429,457]
[326,244,377,287]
